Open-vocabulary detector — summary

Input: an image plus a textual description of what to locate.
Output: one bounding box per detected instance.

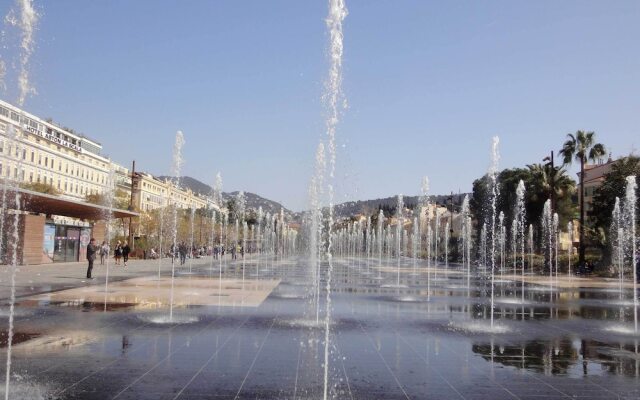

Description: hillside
[334,193,468,218]
[157,175,291,216]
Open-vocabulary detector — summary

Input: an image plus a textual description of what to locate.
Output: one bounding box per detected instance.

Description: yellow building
[132,172,219,212]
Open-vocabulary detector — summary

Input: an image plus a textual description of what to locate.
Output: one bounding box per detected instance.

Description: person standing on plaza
[100,241,109,265]
[179,242,187,265]
[86,238,97,279]
[114,241,123,265]
[122,241,131,267]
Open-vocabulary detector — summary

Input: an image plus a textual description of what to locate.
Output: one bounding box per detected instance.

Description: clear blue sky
[1,1,639,211]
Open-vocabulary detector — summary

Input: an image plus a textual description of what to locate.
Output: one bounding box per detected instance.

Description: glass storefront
[52,225,92,263]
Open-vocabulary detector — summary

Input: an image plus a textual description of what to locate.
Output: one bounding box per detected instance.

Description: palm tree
[526,163,576,226]
[559,131,606,266]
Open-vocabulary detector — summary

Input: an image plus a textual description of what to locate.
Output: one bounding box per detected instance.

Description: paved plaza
[0,256,638,399]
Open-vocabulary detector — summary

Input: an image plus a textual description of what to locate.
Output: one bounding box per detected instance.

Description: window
[45,156,48,167]
[22,149,26,160]
[29,172,33,182]
[0,141,3,153]
[38,155,41,165]
[30,151,34,162]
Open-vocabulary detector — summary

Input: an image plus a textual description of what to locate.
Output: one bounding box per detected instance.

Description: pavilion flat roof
[7,187,138,220]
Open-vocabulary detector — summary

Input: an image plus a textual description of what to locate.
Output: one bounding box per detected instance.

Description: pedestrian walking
[86,238,97,279]
[122,241,131,267]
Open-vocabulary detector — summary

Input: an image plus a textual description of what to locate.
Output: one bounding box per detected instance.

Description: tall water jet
[102,166,116,312]
[376,209,383,279]
[168,131,185,322]
[322,1,347,397]
[460,195,472,287]
[242,220,248,285]
[498,212,505,277]
[395,194,404,286]
[488,137,500,329]
[528,224,534,274]
[443,221,449,269]
[308,143,325,318]
[434,207,441,266]
[480,223,487,272]
[623,176,637,333]
[3,2,38,397]
[257,206,263,276]
[188,206,195,272]
[612,198,624,299]
[542,200,553,287]
[511,218,518,275]
[515,180,526,302]
[553,213,559,284]
[412,217,419,276]
[567,221,574,276]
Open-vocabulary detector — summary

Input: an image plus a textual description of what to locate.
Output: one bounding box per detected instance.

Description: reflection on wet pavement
[25,276,280,309]
[0,256,637,399]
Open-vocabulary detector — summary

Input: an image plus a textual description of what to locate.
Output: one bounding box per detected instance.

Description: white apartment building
[0,99,112,201]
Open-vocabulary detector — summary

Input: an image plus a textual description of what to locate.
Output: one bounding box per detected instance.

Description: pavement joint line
[358,320,413,400]
[110,312,241,400]
[232,312,280,400]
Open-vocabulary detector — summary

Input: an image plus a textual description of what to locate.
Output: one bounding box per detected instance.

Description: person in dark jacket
[179,242,187,265]
[86,238,97,279]
[122,241,131,267]
[114,241,123,265]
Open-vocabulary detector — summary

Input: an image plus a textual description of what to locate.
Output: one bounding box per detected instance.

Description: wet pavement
[0,256,639,399]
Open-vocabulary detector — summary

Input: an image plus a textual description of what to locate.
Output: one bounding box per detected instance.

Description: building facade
[577,158,614,222]
[132,172,219,212]
[0,99,113,201]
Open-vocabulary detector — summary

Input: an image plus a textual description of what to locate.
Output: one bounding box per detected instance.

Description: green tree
[526,163,576,229]
[559,131,606,265]
[20,182,62,195]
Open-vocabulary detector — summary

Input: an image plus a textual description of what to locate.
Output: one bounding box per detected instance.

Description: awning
[4,187,139,220]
